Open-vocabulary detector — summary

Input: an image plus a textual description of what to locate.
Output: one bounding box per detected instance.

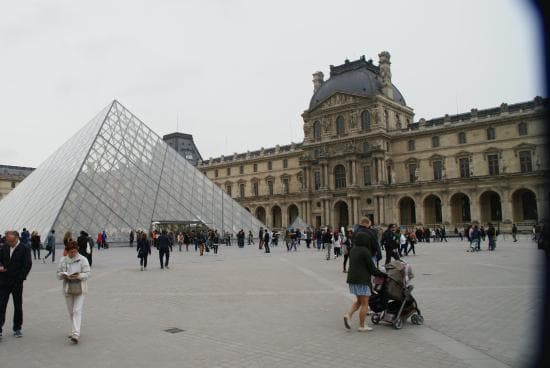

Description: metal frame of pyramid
[0,101,266,242]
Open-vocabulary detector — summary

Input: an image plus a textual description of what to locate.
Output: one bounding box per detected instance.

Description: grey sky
[0,0,544,167]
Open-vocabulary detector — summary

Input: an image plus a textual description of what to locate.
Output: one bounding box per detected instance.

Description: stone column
[415,201,424,226]
[352,160,357,186]
[324,164,330,190]
[501,189,513,223]
[379,196,385,225]
[265,206,272,229]
[442,201,452,226]
[470,193,481,224]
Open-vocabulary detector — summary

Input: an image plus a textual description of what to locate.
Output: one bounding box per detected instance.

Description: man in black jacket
[0,231,32,338]
[354,218,382,268]
[157,231,171,269]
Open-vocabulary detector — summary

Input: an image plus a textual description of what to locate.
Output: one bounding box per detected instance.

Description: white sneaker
[358,325,373,332]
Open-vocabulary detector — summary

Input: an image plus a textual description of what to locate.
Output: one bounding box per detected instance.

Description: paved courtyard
[0,236,544,368]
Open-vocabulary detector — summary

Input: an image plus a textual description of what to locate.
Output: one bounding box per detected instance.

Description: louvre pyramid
[0,101,265,242]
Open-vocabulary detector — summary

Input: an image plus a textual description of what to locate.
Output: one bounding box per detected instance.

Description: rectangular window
[487,154,499,176]
[314,171,321,190]
[487,127,496,140]
[253,163,258,172]
[227,167,231,175]
[431,136,440,148]
[283,159,288,169]
[408,164,417,183]
[519,151,533,173]
[215,169,218,178]
[239,183,245,198]
[282,177,289,194]
[225,185,232,197]
[239,165,244,174]
[267,181,274,195]
[459,158,470,178]
[458,132,467,144]
[268,161,272,170]
[433,160,442,181]
[364,166,372,185]
[407,140,415,151]
[253,182,259,196]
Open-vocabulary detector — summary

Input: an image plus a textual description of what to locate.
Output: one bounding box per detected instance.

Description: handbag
[46,244,52,251]
[65,280,83,295]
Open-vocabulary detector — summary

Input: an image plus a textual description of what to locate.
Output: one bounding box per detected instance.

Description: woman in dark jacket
[30,231,41,260]
[137,232,151,271]
[344,232,384,332]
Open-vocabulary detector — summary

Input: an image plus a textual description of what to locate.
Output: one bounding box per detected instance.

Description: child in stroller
[368,260,423,329]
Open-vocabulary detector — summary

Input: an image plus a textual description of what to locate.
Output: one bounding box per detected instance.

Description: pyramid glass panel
[0,101,266,242]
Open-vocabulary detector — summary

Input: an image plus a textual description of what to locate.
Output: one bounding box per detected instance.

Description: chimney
[378,51,393,99]
[312,71,324,93]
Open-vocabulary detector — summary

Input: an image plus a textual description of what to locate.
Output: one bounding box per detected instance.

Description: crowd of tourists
[0,219,546,344]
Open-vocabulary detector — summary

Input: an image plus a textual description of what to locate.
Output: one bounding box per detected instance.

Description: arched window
[334,165,347,189]
[361,111,371,131]
[336,115,345,135]
[313,121,321,140]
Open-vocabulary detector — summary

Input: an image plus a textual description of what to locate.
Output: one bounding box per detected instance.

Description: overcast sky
[0,0,545,167]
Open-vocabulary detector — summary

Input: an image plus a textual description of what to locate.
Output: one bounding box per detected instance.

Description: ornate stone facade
[0,165,34,200]
[199,53,548,232]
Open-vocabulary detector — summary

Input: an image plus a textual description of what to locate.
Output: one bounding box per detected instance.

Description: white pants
[65,294,85,337]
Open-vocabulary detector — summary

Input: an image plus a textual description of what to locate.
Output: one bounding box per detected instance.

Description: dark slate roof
[309,57,406,110]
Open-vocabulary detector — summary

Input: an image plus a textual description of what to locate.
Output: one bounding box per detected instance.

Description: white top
[400,234,407,245]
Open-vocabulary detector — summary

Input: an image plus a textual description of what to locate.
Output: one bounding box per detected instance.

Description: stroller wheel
[371,314,380,325]
[393,318,403,330]
[416,315,424,325]
[411,314,420,325]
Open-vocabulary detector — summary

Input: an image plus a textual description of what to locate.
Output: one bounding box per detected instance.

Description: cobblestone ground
[0,236,544,368]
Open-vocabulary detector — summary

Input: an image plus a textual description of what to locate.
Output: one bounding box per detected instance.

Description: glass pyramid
[0,101,265,242]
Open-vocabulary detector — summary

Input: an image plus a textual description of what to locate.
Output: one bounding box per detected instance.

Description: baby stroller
[369,260,423,329]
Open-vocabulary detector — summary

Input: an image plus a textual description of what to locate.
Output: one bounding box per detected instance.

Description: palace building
[198,52,548,231]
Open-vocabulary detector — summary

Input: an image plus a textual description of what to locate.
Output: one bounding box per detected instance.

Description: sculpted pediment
[316,93,357,110]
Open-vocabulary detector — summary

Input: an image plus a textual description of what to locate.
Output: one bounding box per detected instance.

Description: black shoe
[14,330,22,338]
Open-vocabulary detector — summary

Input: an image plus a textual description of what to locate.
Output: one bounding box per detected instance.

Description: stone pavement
[0,236,544,368]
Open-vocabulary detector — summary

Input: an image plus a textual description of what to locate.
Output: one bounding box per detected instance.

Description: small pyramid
[0,101,265,241]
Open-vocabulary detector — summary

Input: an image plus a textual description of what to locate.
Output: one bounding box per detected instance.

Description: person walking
[0,231,33,338]
[343,232,385,332]
[263,230,270,253]
[101,230,107,249]
[129,230,134,248]
[333,231,342,258]
[323,228,333,260]
[44,229,56,263]
[406,231,417,255]
[177,232,184,252]
[96,232,102,250]
[382,224,400,265]
[77,231,91,265]
[30,231,41,261]
[342,230,352,273]
[512,224,518,242]
[399,230,407,257]
[184,232,190,252]
[57,240,91,344]
[20,228,30,247]
[248,230,254,245]
[157,231,171,269]
[258,228,264,250]
[487,223,497,251]
[469,225,481,252]
[137,233,151,271]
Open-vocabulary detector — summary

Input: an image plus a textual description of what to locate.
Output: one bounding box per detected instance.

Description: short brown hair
[66,240,78,251]
[360,217,371,227]
[5,230,19,238]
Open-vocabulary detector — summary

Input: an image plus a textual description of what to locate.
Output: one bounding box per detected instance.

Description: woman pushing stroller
[343,231,386,332]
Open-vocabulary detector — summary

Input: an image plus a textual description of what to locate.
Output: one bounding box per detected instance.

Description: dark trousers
[385,249,400,265]
[0,283,23,332]
[159,249,170,268]
[140,255,148,268]
[343,253,349,271]
[264,243,270,253]
[407,242,416,255]
[212,244,218,254]
[32,248,40,260]
[44,249,55,262]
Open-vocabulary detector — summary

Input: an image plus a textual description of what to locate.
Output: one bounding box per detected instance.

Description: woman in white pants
[57,240,91,344]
